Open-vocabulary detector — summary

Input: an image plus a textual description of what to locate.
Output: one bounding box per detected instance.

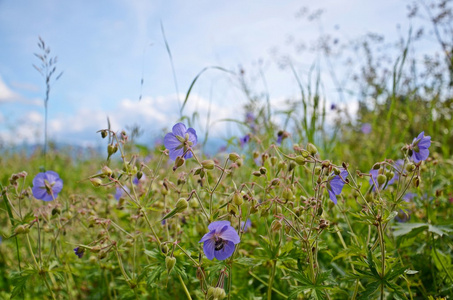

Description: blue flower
[327,170,348,204]
[199,221,240,261]
[410,131,431,163]
[361,123,372,134]
[368,160,403,190]
[74,247,84,258]
[32,171,63,201]
[240,219,252,232]
[114,185,129,201]
[164,123,197,160]
[240,134,251,147]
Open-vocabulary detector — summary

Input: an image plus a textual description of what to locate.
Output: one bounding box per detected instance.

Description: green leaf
[357,281,380,300]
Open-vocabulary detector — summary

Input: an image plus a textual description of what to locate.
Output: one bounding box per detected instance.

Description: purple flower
[369,160,404,191]
[395,210,410,222]
[32,171,63,201]
[114,185,129,201]
[403,192,416,202]
[246,112,255,123]
[361,123,372,134]
[330,103,337,110]
[240,134,251,147]
[410,132,431,163]
[74,247,84,258]
[241,219,252,232]
[199,221,240,261]
[327,170,348,204]
[164,123,197,160]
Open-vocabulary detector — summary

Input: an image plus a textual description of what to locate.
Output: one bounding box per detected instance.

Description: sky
[0,0,427,149]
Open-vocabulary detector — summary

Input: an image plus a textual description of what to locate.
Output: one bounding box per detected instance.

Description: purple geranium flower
[326,170,348,204]
[240,219,252,232]
[199,221,240,261]
[240,134,251,147]
[369,159,405,191]
[361,123,372,134]
[164,123,197,160]
[32,171,63,201]
[410,132,431,163]
[74,247,84,258]
[114,185,130,201]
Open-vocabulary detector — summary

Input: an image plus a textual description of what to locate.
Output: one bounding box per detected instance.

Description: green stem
[377,222,386,300]
[25,234,40,269]
[267,260,277,300]
[248,271,288,299]
[178,274,192,300]
[43,274,57,300]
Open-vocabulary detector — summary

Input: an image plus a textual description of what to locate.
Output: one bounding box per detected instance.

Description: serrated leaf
[357,280,380,300]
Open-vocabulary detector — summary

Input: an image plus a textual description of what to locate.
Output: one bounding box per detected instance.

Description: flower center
[214,237,227,251]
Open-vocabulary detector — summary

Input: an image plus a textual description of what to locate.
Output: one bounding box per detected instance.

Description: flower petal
[52,178,63,194]
[328,189,338,204]
[208,221,231,231]
[187,128,198,146]
[219,227,240,244]
[44,171,60,183]
[32,173,45,187]
[32,186,47,200]
[214,240,235,261]
[199,230,215,243]
[164,133,181,150]
[172,123,187,137]
[203,239,215,260]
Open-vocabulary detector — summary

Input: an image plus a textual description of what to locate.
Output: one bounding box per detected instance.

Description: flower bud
[270,178,280,187]
[271,220,282,232]
[259,167,267,175]
[307,143,318,156]
[406,163,415,172]
[372,163,380,170]
[253,151,260,159]
[102,166,113,177]
[14,224,29,235]
[277,161,286,172]
[413,176,420,188]
[201,160,215,170]
[301,149,310,158]
[270,156,278,166]
[228,153,240,162]
[233,192,243,206]
[174,198,188,213]
[100,130,108,139]
[377,174,387,186]
[228,204,238,216]
[294,156,305,165]
[261,153,269,163]
[333,167,341,175]
[288,161,297,172]
[252,171,261,177]
[90,178,103,187]
[173,156,185,171]
[161,244,169,254]
[136,171,143,180]
[236,159,243,167]
[189,197,199,208]
[107,144,118,157]
[165,256,176,274]
[282,187,294,201]
[207,287,226,300]
[314,166,321,175]
[321,160,330,168]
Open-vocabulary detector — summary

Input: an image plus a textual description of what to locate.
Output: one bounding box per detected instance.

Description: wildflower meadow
[1,2,453,300]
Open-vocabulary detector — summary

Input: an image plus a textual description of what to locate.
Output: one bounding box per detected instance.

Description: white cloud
[0,75,21,103]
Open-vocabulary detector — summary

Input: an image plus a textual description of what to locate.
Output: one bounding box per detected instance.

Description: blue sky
[0,0,426,148]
